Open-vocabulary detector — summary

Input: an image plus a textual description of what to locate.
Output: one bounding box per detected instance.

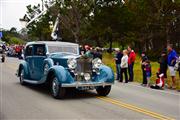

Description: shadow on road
[15,82,98,100]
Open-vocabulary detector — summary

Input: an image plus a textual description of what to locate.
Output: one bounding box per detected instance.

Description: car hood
[48,53,81,68]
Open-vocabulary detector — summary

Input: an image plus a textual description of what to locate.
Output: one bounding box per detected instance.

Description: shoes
[128,79,133,82]
[167,86,176,90]
[118,81,128,83]
[141,84,147,87]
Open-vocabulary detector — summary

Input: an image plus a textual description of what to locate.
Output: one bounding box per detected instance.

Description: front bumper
[61,81,113,88]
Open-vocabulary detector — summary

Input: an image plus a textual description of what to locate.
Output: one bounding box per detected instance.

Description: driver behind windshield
[36,47,44,56]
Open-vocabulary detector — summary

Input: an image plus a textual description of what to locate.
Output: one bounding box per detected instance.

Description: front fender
[43,58,54,67]
[47,66,74,84]
[95,65,114,83]
[18,61,29,78]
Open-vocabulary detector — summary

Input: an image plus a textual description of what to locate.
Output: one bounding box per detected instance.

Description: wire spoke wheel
[51,76,66,99]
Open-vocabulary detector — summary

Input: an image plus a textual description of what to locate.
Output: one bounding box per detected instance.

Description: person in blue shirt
[114,48,123,81]
[167,44,178,89]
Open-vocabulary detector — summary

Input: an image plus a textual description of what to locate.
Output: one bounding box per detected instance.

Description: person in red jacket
[127,46,136,82]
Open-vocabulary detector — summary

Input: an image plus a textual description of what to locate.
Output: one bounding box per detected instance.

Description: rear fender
[43,58,54,68]
[18,61,29,78]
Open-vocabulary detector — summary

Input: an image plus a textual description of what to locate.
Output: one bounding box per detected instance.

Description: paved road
[0,57,179,120]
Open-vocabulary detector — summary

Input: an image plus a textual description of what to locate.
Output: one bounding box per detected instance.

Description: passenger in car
[84,45,93,58]
[36,47,44,56]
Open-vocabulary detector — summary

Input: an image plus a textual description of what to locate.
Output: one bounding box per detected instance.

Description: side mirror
[22,49,26,60]
[21,54,25,60]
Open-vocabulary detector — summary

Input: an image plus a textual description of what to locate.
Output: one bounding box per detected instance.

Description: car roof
[26,41,79,47]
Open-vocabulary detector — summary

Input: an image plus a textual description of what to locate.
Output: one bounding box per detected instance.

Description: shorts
[146,72,151,77]
[168,66,176,76]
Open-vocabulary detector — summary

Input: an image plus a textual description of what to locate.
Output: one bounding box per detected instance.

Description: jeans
[128,62,134,82]
[116,64,121,80]
[120,68,128,83]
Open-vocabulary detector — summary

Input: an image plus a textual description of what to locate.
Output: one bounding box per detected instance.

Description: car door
[24,45,34,80]
[31,44,47,80]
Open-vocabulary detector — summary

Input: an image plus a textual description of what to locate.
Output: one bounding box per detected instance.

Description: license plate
[78,86,94,90]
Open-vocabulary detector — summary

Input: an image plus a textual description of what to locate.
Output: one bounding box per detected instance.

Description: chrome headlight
[44,64,49,75]
[67,58,77,69]
[92,58,102,69]
[84,73,91,81]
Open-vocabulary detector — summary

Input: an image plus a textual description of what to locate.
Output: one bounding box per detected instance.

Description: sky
[0,0,41,31]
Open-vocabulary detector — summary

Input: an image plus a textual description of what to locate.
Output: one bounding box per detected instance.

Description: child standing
[144,60,151,86]
[141,52,148,86]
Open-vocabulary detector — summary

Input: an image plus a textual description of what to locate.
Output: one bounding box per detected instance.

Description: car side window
[25,45,33,56]
[34,45,46,56]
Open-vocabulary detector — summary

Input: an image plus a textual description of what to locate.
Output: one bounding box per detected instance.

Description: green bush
[9,37,25,45]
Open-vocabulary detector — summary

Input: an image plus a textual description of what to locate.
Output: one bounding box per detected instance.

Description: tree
[124,0,180,52]
[25,4,52,41]
[1,27,25,44]
[10,27,17,33]
[88,0,135,48]
[22,0,179,56]
[56,0,94,43]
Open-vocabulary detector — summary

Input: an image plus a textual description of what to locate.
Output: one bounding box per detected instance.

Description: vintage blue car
[17,41,114,98]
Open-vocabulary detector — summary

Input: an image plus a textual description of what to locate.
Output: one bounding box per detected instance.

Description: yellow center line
[97,97,175,120]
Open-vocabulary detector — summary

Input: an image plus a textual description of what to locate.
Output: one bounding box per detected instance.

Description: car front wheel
[96,86,111,96]
[51,76,66,99]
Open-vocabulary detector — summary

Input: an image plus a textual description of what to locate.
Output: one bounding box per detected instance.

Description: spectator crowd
[113,44,179,90]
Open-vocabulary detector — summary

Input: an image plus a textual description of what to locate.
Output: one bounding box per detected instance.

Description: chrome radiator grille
[75,58,92,74]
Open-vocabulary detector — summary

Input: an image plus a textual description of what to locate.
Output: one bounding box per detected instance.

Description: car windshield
[48,45,79,55]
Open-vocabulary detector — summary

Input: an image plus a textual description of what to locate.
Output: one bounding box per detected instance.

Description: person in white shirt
[120,49,129,83]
